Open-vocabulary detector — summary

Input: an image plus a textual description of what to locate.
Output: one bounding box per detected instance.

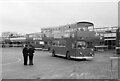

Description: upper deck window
[39,41,44,45]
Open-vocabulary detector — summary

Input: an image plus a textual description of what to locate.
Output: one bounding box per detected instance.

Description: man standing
[22,45,29,65]
[28,44,35,65]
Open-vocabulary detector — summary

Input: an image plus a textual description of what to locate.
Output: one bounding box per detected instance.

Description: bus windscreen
[76,41,86,48]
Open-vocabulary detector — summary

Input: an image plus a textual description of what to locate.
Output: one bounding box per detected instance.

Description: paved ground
[1,48,119,79]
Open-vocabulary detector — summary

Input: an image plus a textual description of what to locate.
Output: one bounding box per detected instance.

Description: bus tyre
[52,50,55,57]
[66,52,70,60]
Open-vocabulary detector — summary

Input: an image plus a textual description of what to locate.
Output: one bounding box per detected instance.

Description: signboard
[63,33,70,38]
[10,37,26,41]
[33,38,42,40]
[39,41,44,44]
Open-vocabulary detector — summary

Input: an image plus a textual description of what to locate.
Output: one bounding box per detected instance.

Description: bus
[116,28,120,54]
[26,37,44,50]
[27,37,52,51]
[1,38,10,47]
[1,37,26,47]
[50,22,96,60]
[9,37,26,47]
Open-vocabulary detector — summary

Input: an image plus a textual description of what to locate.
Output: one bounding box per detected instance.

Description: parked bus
[1,38,11,47]
[50,22,96,60]
[9,37,26,47]
[26,37,51,51]
[1,37,25,47]
[26,37,44,50]
[116,28,120,54]
[25,33,51,51]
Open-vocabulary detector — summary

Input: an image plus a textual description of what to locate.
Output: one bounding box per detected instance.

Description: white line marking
[1,57,21,66]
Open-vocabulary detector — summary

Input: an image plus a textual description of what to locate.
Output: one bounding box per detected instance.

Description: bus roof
[76,22,94,27]
[50,30,98,40]
[41,21,94,31]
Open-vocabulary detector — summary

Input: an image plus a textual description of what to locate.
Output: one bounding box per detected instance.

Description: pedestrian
[22,44,29,65]
[28,44,35,65]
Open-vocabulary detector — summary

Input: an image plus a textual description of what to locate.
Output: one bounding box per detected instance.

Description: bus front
[72,40,94,60]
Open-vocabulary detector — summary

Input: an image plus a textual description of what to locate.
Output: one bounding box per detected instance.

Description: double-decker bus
[26,33,46,50]
[9,37,26,47]
[2,37,26,47]
[26,37,44,50]
[27,37,52,51]
[116,28,120,54]
[50,22,96,60]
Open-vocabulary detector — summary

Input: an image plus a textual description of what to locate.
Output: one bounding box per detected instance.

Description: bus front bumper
[35,48,42,50]
[71,56,94,60]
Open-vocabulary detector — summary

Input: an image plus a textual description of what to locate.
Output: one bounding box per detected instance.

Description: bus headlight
[90,52,92,54]
[90,52,94,56]
[79,52,82,55]
[91,49,94,51]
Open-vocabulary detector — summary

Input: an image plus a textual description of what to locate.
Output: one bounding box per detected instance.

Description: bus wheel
[66,52,70,60]
[52,50,55,57]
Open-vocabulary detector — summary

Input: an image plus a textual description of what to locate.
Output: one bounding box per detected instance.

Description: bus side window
[80,28,84,31]
[59,40,66,47]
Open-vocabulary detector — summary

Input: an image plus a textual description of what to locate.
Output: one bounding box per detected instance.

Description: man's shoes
[24,64,27,65]
[29,64,33,65]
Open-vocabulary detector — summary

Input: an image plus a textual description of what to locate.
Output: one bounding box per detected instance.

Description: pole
[110,58,113,79]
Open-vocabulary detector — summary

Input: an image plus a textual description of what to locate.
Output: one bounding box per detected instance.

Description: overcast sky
[0,0,118,34]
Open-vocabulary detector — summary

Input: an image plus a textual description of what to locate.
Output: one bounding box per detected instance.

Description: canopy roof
[10,37,26,41]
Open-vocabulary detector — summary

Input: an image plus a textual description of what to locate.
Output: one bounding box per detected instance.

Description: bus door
[51,40,60,54]
[57,40,67,55]
[69,41,76,57]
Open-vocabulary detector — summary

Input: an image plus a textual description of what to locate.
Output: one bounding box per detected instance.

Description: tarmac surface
[1,48,119,79]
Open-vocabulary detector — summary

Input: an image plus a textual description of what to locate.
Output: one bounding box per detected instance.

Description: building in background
[94,26,118,50]
[1,32,26,47]
[116,28,120,54]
